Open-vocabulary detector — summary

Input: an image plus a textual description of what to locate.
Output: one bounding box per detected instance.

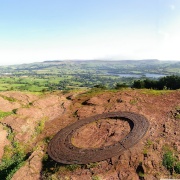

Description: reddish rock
[72,119,130,148]
[0,96,21,112]
[0,91,38,105]
[0,90,180,179]
[0,124,10,160]
[12,148,44,180]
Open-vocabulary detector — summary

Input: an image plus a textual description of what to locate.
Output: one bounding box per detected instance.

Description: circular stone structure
[48,111,149,164]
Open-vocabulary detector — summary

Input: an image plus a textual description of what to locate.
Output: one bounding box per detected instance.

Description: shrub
[115,83,128,89]
[174,162,180,174]
[93,84,107,89]
[162,150,180,174]
[162,151,176,171]
[12,109,18,114]
[136,162,145,178]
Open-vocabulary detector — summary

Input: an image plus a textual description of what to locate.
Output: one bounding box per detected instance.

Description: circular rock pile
[48,111,149,164]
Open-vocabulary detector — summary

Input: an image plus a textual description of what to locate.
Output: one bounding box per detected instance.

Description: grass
[34,117,48,135]
[41,154,82,179]
[79,88,107,98]
[0,76,54,92]
[136,162,145,178]
[0,85,9,91]
[141,89,171,95]
[162,151,176,173]
[129,99,138,105]
[41,155,61,178]
[1,60,180,92]
[64,164,81,171]
[175,114,180,119]
[86,162,99,169]
[174,162,180,174]
[0,145,27,180]
[146,139,153,147]
[79,87,122,98]
[162,145,180,175]
[142,140,153,159]
[138,171,145,178]
[0,125,28,180]
[174,105,180,119]
[92,175,101,180]
[0,94,17,102]
[0,110,13,119]
[143,149,148,156]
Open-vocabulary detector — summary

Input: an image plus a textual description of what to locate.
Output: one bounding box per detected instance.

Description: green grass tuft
[92,175,101,180]
[141,89,171,95]
[0,125,27,180]
[0,110,13,119]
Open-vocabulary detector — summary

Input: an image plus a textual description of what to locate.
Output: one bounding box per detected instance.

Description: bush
[174,162,180,174]
[12,109,18,114]
[115,83,128,89]
[132,80,145,89]
[162,151,176,171]
[162,150,180,174]
[93,84,107,89]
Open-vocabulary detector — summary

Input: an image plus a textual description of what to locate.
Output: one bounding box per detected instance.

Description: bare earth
[0,89,180,180]
[72,119,131,148]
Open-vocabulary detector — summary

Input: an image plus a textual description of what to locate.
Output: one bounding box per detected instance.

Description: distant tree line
[132,75,180,90]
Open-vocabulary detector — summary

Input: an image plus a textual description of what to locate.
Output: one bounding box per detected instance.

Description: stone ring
[48,111,149,164]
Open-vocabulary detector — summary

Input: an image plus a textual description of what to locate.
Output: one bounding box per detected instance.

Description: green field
[0,60,179,92]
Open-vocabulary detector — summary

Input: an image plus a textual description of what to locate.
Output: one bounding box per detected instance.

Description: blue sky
[0,0,180,65]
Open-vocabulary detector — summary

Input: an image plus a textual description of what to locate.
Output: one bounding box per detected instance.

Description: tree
[132,80,145,89]
[93,84,107,89]
[115,83,128,89]
[132,75,180,90]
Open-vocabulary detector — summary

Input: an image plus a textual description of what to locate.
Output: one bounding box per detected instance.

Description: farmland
[0,60,180,92]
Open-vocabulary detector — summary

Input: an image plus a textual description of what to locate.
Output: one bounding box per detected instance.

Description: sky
[0,0,180,65]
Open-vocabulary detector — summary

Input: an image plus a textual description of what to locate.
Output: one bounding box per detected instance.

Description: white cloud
[1,21,180,65]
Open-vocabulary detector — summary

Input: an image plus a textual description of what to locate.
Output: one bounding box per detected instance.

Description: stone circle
[48,111,149,164]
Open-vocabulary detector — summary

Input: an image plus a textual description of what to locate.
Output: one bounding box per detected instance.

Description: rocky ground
[0,89,180,180]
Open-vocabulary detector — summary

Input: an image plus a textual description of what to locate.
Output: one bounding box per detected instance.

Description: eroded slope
[0,89,179,180]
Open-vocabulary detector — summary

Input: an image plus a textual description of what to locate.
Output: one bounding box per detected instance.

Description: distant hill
[43,60,63,63]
